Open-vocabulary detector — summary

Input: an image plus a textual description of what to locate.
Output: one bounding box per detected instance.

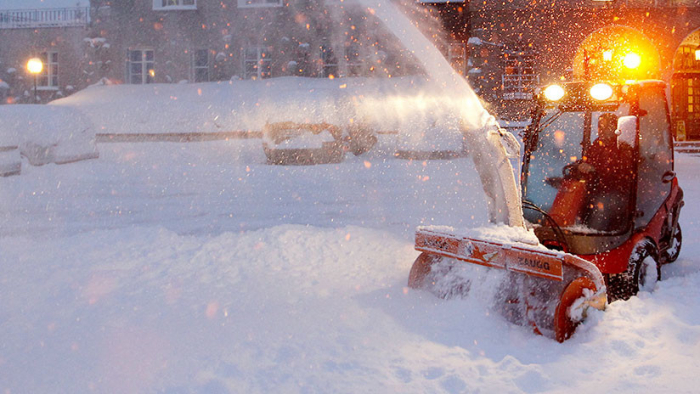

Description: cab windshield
[523,103,632,234]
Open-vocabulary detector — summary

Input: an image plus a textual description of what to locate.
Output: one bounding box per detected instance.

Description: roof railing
[0,7,89,29]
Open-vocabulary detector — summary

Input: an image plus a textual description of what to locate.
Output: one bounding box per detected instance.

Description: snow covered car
[262,121,376,165]
[0,105,99,167]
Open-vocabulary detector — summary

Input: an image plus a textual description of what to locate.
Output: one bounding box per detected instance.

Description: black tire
[607,240,660,302]
[661,223,682,264]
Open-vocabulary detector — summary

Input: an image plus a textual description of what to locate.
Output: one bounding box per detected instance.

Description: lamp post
[26,57,43,104]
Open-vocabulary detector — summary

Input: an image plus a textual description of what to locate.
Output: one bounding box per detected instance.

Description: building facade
[0,6,90,103]
[87,0,436,85]
[3,1,700,139]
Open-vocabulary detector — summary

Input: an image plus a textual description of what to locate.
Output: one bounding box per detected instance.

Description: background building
[0,2,90,103]
[3,0,700,139]
[87,0,429,85]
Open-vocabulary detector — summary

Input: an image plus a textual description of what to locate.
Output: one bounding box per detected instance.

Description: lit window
[38,51,59,90]
[127,49,155,84]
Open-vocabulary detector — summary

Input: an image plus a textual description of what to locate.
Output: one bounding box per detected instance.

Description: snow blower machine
[409,80,683,342]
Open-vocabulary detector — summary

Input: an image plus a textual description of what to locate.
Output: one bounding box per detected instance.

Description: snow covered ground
[1,137,699,393]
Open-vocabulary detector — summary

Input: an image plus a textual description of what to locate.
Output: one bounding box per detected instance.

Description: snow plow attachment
[409,228,607,342]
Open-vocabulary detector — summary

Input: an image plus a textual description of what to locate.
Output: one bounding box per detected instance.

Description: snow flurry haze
[1,0,700,393]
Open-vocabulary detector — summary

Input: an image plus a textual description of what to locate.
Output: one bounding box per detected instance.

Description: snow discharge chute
[354,0,607,341]
[355,0,524,227]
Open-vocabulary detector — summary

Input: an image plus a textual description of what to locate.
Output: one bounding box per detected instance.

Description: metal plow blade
[409,228,607,342]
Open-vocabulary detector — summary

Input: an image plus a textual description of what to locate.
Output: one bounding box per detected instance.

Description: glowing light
[543,84,565,101]
[205,302,219,319]
[695,49,700,61]
[554,130,566,147]
[149,69,156,77]
[603,50,613,61]
[590,83,613,100]
[623,53,641,69]
[27,58,43,74]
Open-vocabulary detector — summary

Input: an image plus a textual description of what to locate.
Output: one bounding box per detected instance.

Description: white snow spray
[351,0,523,227]
[355,0,494,131]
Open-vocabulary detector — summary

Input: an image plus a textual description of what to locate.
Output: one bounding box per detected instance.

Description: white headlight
[544,85,565,101]
[590,84,613,101]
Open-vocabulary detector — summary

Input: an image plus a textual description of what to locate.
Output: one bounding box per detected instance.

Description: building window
[446,41,466,76]
[237,0,283,9]
[320,45,338,78]
[192,49,209,82]
[502,48,538,100]
[243,45,272,80]
[675,46,700,71]
[38,51,59,90]
[344,43,363,77]
[153,0,197,10]
[686,78,700,115]
[127,49,155,84]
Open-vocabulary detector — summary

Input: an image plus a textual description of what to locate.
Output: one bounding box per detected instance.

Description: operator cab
[522,80,676,255]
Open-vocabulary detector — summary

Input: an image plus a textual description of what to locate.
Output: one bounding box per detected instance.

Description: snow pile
[0,104,98,166]
[52,76,466,148]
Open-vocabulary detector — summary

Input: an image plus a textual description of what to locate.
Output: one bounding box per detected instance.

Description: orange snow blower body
[409,81,684,342]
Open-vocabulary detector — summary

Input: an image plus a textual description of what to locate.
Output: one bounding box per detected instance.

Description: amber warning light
[623,53,642,69]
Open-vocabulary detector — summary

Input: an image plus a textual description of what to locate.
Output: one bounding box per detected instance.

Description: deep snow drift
[1,141,699,394]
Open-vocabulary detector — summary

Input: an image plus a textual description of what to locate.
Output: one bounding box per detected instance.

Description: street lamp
[26,57,43,104]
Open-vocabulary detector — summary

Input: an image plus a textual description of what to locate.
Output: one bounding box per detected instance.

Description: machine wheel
[661,223,682,264]
[554,277,597,342]
[608,240,660,301]
[408,253,441,289]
